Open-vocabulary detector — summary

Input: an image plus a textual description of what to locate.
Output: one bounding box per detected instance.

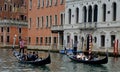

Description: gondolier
[19,38,25,53]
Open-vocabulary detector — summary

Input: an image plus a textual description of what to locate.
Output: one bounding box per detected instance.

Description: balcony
[0,20,27,26]
[51,25,63,32]
[79,22,97,30]
[64,22,97,30]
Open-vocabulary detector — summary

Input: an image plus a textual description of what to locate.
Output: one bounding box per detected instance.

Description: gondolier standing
[19,38,25,53]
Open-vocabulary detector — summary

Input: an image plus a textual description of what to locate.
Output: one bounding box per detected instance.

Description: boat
[59,48,73,54]
[67,51,108,64]
[13,50,51,66]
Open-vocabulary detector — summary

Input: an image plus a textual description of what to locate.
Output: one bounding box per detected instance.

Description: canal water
[0,49,120,72]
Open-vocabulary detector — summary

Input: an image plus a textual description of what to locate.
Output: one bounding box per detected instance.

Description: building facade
[28,0,65,50]
[64,0,120,51]
[0,0,28,47]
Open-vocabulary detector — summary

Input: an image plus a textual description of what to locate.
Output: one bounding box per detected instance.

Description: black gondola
[13,50,51,66]
[67,51,108,64]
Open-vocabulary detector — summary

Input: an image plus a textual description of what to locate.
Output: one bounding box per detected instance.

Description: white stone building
[64,0,120,51]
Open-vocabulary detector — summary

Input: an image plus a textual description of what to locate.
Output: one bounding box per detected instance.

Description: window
[0,7,2,12]
[46,16,49,27]
[29,18,32,29]
[4,4,7,11]
[76,8,79,23]
[54,0,57,6]
[46,0,49,7]
[93,5,98,22]
[45,37,47,44]
[112,2,117,21]
[88,5,92,22]
[68,9,71,24]
[37,0,40,8]
[36,17,40,28]
[28,37,31,44]
[50,15,52,27]
[41,16,44,28]
[103,4,106,22]
[19,28,21,33]
[1,27,3,32]
[1,36,3,42]
[7,36,10,43]
[29,0,32,10]
[7,27,10,32]
[19,36,21,40]
[67,36,70,43]
[60,0,64,5]
[40,37,43,44]
[49,0,52,6]
[41,0,44,7]
[55,15,57,25]
[83,6,87,22]
[36,37,39,44]
[49,37,51,44]
[61,14,63,25]
[94,37,97,43]
[111,35,115,47]
[10,5,12,12]
[54,37,57,43]
[101,35,105,47]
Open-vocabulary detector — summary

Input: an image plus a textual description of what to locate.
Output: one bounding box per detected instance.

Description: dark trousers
[73,47,77,55]
[19,48,24,53]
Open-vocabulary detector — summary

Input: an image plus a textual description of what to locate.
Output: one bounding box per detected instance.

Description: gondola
[13,50,51,66]
[67,51,108,64]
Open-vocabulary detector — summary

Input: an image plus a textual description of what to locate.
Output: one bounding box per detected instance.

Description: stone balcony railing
[51,21,120,31]
[0,20,28,26]
[51,25,63,32]
[64,22,97,30]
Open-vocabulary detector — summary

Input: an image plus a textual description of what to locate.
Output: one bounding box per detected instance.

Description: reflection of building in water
[64,0,120,51]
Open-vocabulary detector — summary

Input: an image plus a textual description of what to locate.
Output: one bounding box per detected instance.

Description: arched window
[76,8,79,23]
[68,9,71,24]
[93,5,98,22]
[112,2,117,21]
[88,5,92,22]
[94,37,97,43]
[10,5,12,12]
[102,4,106,22]
[83,6,87,22]
[4,4,7,11]
[61,14,63,25]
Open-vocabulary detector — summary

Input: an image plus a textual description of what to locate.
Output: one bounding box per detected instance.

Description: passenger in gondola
[26,51,32,61]
[31,52,37,61]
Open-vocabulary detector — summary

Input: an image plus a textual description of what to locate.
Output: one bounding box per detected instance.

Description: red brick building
[28,0,65,50]
[0,0,28,47]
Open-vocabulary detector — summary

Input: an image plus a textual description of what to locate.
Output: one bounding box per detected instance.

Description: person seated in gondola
[26,51,32,61]
[76,53,86,60]
[31,52,37,61]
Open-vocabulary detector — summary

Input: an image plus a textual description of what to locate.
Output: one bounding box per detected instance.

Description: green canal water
[0,49,119,72]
